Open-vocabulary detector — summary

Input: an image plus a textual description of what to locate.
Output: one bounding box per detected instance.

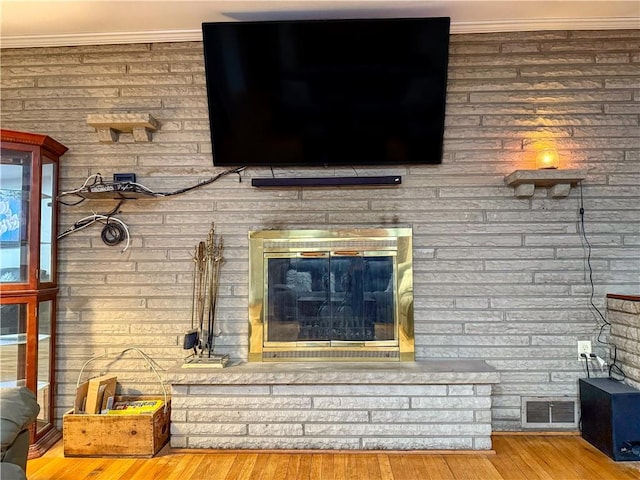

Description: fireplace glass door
[265,252,396,345]
[249,228,413,361]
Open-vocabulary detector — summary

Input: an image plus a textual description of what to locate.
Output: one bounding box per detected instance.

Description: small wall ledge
[504,169,587,198]
[87,113,159,142]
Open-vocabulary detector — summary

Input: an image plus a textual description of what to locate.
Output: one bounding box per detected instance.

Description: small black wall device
[579,377,640,461]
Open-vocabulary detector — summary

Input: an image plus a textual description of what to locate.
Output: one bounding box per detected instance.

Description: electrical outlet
[577,340,592,360]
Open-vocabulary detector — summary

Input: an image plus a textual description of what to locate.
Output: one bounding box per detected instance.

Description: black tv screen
[202,17,450,167]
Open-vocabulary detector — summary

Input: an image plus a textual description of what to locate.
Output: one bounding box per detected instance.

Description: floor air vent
[521,397,578,429]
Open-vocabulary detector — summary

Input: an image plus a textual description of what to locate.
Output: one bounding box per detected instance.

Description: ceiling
[1,1,639,48]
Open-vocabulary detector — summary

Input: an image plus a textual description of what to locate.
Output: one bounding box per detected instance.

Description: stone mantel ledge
[164,359,500,385]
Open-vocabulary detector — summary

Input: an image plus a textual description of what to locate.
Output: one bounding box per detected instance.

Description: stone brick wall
[608,295,640,390]
[1,29,638,432]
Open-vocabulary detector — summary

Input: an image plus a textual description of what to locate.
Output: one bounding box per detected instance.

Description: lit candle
[536,148,559,169]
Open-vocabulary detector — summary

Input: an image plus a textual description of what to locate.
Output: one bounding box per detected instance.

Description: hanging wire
[76,347,169,414]
[59,167,246,202]
[578,182,609,333]
[578,181,626,382]
[57,201,130,252]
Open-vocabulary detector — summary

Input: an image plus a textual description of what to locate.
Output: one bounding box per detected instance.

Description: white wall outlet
[577,340,592,360]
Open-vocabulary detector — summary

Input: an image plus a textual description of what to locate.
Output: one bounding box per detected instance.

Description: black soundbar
[251,175,401,188]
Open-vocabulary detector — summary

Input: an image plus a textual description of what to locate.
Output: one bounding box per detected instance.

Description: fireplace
[248,228,413,361]
[170,227,498,450]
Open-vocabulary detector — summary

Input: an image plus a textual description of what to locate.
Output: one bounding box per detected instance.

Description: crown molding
[449,17,640,34]
[0,29,202,49]
[1,18,638,49]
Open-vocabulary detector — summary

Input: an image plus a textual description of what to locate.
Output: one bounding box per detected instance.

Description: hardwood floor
[26,435,640,480]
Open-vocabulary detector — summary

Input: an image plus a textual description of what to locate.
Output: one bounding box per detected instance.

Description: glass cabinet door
[37,299,53,432]
[0,149,32,286]
[39,161,55,284]
[0,300,29,388]
[0,296,55,439]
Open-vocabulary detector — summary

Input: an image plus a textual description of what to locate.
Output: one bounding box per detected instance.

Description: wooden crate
[63,396,170,457]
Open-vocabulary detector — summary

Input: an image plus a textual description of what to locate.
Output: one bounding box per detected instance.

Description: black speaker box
[251,175,401,188]
[579,377,640,461]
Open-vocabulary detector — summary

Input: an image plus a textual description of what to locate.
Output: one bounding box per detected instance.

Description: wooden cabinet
[0,129,67,457]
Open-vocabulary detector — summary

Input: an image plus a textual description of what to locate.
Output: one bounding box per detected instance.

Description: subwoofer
[579,377,640,461]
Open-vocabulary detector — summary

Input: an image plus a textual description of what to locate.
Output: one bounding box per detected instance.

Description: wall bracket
[504,169,587,198]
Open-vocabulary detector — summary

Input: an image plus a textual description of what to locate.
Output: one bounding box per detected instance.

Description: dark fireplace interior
[266,254,395,343]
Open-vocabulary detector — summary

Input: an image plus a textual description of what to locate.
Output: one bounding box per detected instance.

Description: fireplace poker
[196,241,207,350]
[208,235,224,357]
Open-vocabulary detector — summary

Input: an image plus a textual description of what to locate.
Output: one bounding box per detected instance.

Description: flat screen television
[202,17,450,167]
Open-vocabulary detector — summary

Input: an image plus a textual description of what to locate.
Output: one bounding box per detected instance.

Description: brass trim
[248,228,414,362]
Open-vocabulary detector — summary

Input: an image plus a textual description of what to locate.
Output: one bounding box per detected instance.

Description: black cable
[579,182,627,382]
[57,216,95,238]
[58,167,246,203]
[98,201,126,246]
[608,345,627,382]
[582,353,590,378]
[104,200,123,217]
[57,201,125,242]
[156,166,246,197]
[578,182,609,334]
[100,220,126,246]
[58,196,86,206]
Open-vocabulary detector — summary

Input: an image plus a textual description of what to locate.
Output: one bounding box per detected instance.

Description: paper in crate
[107,399,164,415]
[75,374,117,414]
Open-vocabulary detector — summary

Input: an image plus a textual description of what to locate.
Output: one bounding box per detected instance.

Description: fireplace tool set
[183,223,229,367]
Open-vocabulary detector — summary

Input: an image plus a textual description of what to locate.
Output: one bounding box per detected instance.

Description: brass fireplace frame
[248,228,414,362]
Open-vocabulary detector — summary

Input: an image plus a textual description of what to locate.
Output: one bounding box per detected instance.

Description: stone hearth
[165,360,499,450]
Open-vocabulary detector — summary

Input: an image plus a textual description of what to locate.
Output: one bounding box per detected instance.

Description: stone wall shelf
[504,169,587,198]
[87,113,159,143]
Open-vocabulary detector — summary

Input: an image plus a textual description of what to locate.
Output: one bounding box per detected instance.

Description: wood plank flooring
[26,435,640,480]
